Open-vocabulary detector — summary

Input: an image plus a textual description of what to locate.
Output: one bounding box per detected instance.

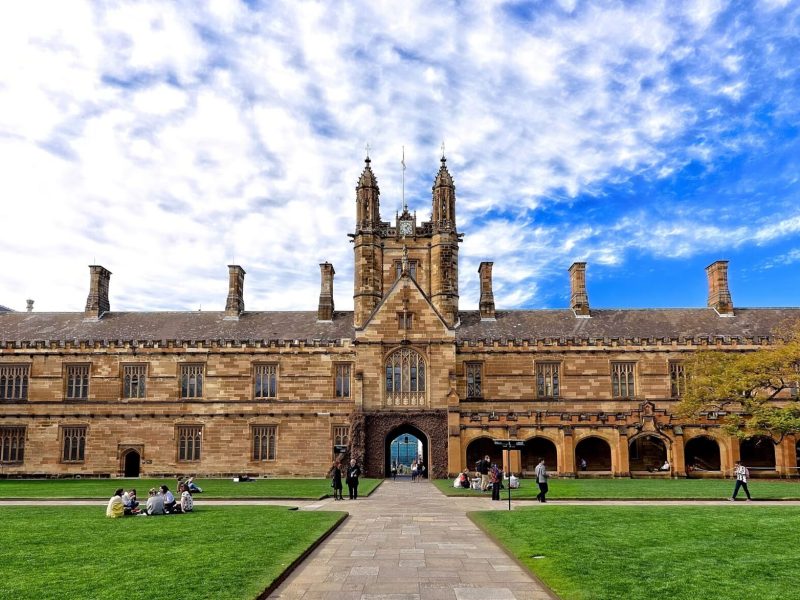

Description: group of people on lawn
[106,477,202,518]
[453,455,545,501]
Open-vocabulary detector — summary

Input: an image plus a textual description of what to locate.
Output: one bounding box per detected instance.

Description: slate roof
[1,307,799,344]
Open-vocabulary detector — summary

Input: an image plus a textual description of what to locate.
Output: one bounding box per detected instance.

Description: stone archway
[740,435,776,469]
[575,437,612,471]
[385,424,427,478]
[362,410,447,479]
[521,437,558,474]
[685,436,721,472]
[123,449,141,477]
[629,434,668,471]
[465,437,503,472]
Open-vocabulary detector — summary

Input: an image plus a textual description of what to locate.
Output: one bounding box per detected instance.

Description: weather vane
[401,146,407,212]
[365,143,370,159]
[441,140,445,158]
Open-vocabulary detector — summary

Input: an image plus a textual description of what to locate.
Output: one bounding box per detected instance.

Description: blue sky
[1,0,799,313]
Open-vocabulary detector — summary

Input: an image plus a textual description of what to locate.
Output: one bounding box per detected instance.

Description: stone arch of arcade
[521,436,558,475]
[740,435,776,470]
[361,410,448,479]
[465,436,503,471]
[684,435,722,473]
[575,435,613,472]
[628,433,669,472]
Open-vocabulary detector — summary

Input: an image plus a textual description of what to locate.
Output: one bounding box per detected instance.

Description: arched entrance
[123,450,141,477]
[466,437,502,472]
[522,437,557,475]
[384,424,428,478]
[575,437,612,472]
[740,435,776,469]
[684,436,721,472]
[629,435,668,471]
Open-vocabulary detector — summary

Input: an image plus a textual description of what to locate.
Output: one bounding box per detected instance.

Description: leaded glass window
[254,364,278,399]
[178,425,202,461]
[385,348,426,406]
[0,427,25,463]
[252,425,276,461]
[62,426,86,462]
[123,364,147,399]
[670,362,686,398]
[466,363,483,398]
[612,362,635,398]
[0,365,29,400]
[65,365,89,400]
[180,364,204,399]
[536,363,560,398]
[335,364,351,398]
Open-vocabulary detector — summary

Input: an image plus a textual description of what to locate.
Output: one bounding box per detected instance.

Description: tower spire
[401,146,407,212]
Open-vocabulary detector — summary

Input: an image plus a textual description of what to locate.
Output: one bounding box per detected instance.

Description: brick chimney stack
[318,262,335,322]
[224,265,246,320]
[569,262,590,317]
[706,260,734,316]
[478,262,495,321]
[84,265,111,320]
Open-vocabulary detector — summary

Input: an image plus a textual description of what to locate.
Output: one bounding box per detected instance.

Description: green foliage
[473,506,800,600]
[0,477,381,499]
[433,478,800,499]
[0,506,343,600]
[678,321,800,440]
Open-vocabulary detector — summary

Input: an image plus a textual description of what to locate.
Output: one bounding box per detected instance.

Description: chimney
[569,262,590,317]
[26,299,34,312]
[706,260,734,316]
[224,265,246,319]
[84,265,111,320]
[478,262,495,320]
[318,262,335,322]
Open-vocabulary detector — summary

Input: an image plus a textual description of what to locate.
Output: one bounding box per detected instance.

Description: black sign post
[494,439,525,510]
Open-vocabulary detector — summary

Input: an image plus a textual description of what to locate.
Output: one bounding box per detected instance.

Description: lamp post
[494,439,525,510]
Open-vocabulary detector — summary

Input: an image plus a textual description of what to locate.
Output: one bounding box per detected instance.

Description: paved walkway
[267,480,555,600]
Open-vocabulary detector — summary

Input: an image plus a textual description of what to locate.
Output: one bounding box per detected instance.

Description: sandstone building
[1,155,799,479]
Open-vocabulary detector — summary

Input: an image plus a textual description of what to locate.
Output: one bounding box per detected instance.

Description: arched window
[385,348,426,406]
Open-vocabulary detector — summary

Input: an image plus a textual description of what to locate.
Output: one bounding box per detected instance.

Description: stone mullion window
[65,365,90,400]
[536,363,560,398]
[254,364,278,399]
[180,364,204,399]
[0,364,29,401]
[612,362,635,398]
[466,362,483,398]
[394,260,417,280]
[0,426,25,463]
[385,348,426,407]
[177,425,202,461]
[252,425,276,461]
[335,364,351,398]
[333,425,349,447]
[669,362,687,398]
[61,426,87,462]
[123,365,147,399]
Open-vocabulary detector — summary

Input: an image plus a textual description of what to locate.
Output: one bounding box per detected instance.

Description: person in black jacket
[346,458,361,500]
[329,461,343,500]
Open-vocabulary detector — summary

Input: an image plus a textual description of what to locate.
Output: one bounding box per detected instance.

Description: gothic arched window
[385,348,426,406]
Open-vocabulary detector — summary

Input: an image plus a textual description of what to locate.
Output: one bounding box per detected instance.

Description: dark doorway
[522,437,557,474]
[629,435,668,471]
[575,437,612,471]
[466,437,503,472]
[740,435,776,469]
[385,424,428,478]
[685,436,721,472]
[123,450,141,477]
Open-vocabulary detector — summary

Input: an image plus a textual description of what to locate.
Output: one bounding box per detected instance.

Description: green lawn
[0,506,343,600]
[472,506,800,600]
[0,477,381,499]
[434,477,800,499]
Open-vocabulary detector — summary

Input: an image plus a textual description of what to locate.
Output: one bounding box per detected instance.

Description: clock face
[399,221,413,236]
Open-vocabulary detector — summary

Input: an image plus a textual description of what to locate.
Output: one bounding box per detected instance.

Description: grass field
[0,505,343,599]
[434,477,800,499]
[472,506,800,600]
[0,477,381,499]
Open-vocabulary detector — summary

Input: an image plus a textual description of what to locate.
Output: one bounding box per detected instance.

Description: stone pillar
[84,265,111,320]
[724,435,740,477]
[775,437,790,477]
[706,260,734,316]
[615,428,630,477]
[569,262,590,317]
[671,431,686,478]
[224,265,245,319]
[447,389,462,476]
[561,428,575,477]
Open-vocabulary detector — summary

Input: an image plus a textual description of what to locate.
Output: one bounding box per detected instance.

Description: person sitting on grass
[178,483,194,513]
[660,460,671,472]
[160,485,176,513]
[146,488,165,515]
[185,476,203,493]
[122,488,140,515]
[106,488,125,518]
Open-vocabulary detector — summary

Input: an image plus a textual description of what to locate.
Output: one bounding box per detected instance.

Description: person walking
[534,457,549,503]
[329,461,344,500]
[730,460,752,501]
[411,460,418,482]
[346,458,361,500]
[479,455,491,491]
[490,464,502,501]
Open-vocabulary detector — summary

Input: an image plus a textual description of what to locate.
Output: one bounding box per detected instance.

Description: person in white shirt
[509,474,520,489]
[730,461,752,501]
[659,460,670,472]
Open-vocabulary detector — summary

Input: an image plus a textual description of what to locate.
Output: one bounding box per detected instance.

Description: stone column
[615,428,630,477]
[671,430,686,477]
[560,427,575,477]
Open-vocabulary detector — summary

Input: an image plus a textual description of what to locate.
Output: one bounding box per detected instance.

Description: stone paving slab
[267,481,556,600]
